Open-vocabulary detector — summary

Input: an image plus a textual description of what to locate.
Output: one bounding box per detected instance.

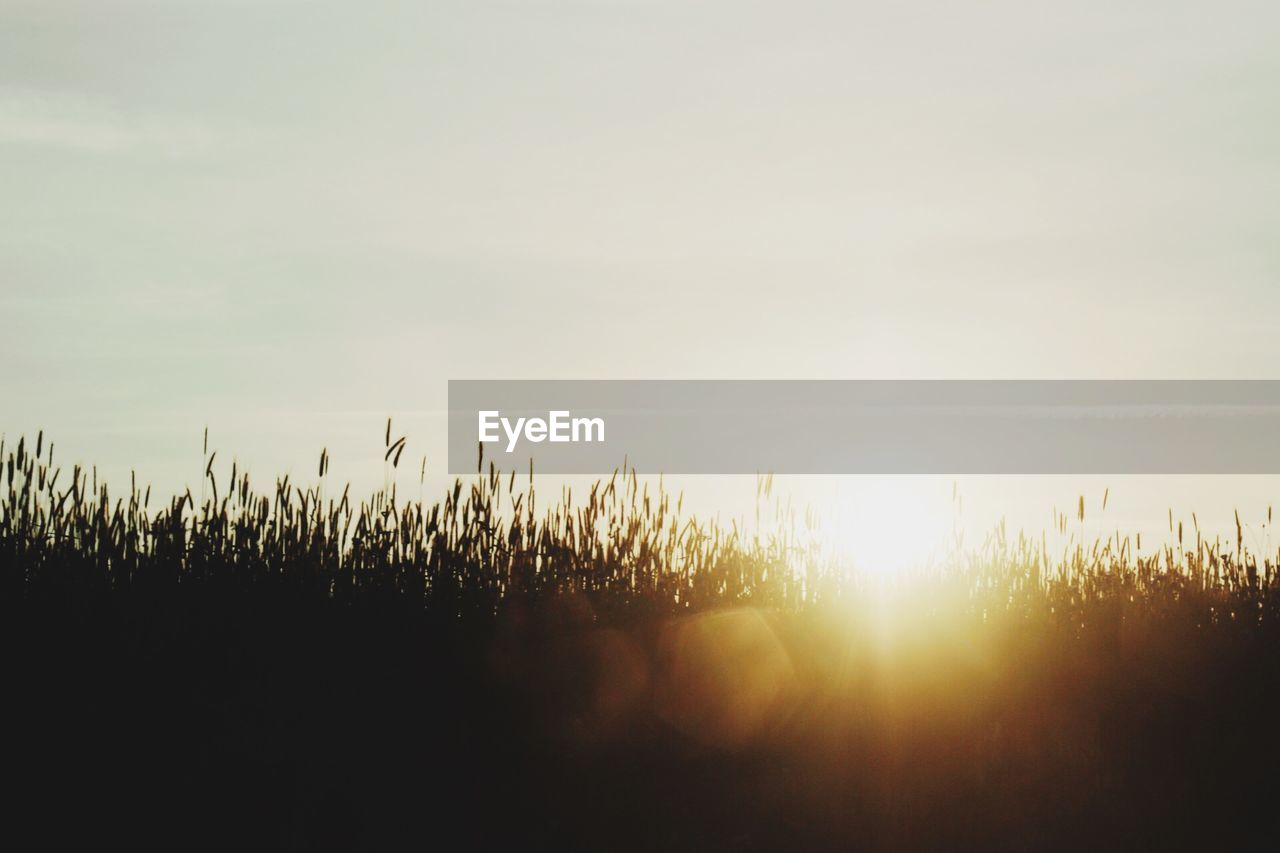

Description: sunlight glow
[822,478,955,576]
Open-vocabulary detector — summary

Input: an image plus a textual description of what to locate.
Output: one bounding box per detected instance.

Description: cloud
[0,87,220,156]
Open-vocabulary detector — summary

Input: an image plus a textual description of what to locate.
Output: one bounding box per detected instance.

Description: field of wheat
[5,428,1280,850]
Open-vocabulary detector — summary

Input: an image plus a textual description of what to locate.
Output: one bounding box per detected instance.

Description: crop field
[5,429,1280,850]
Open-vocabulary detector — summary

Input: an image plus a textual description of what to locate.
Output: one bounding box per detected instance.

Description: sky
[3,1,1279,566]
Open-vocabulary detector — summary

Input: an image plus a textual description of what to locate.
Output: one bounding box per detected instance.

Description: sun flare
[822,478,955,576]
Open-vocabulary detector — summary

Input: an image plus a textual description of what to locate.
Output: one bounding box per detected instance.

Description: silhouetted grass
[6,428,1278,614]
[2,429,830,613]
[5,429,1280,850]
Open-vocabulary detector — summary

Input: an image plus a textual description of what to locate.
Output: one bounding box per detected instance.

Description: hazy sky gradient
[3,1,1278,556]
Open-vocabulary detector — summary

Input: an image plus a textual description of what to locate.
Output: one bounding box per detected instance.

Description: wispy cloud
[0,87,221,156]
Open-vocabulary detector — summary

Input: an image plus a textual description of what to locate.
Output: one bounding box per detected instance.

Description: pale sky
[3,1,1279,563]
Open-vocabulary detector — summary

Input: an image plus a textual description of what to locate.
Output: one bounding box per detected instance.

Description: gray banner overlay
[448,381,1280,474]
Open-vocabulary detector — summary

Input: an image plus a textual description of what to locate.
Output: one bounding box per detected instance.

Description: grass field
[5,429,1280,850]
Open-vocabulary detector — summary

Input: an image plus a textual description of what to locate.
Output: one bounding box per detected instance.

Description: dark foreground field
[8,586,1280,851]
[5,434,1280,850]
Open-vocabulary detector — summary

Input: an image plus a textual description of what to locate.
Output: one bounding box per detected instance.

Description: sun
[822,478,954,576]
